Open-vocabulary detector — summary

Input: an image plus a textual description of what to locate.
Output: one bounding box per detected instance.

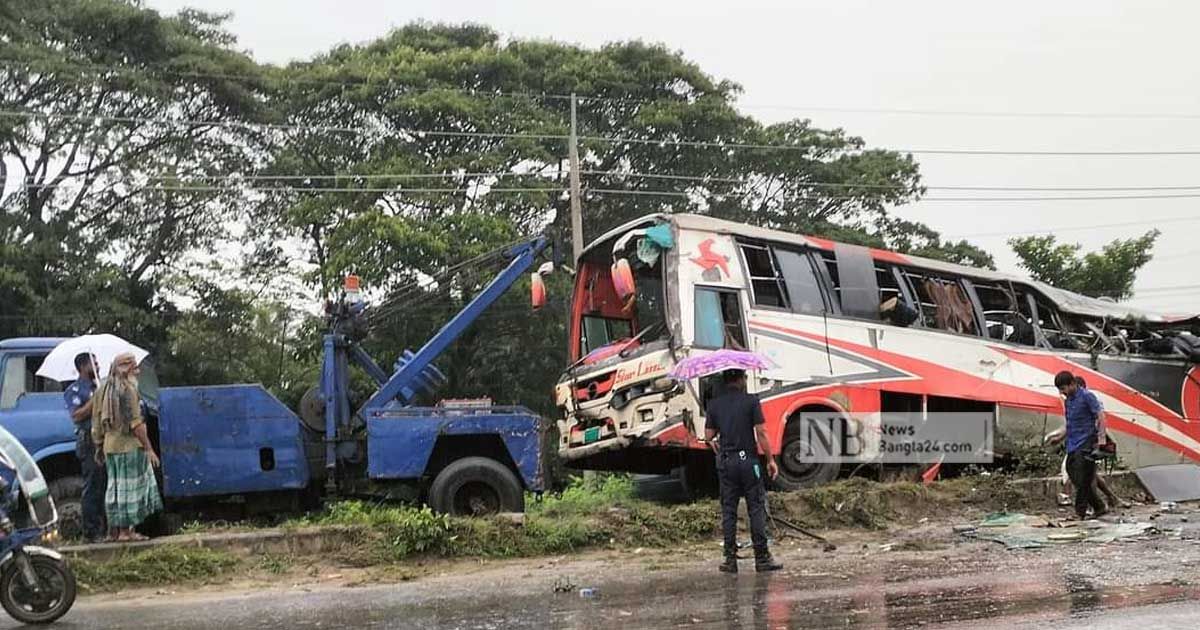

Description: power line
[585,169,1200,192]
[1131,284,1200,294]
[0,111,569,142]
[586,188,1200,202]
[728,103,1200,121]
[26,184,565,194]
[953,215,1200,239]
[11,109,1200,157]
[11,59,1200,123]
[578,133,1200,156]
[33,168,1200,193]
[22,178,1200,201]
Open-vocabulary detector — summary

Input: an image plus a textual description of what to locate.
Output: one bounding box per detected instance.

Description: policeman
[704,369,782,573]
[64,353,105,543]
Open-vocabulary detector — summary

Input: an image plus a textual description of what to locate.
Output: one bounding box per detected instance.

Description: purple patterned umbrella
[669,349,777,381]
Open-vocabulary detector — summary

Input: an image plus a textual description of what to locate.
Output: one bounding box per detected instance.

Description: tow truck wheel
[429,457,525,516]
[48,477,84,541]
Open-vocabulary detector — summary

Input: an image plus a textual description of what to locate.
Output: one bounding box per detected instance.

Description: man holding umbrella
[63,353,105,542]
[705,368,783,573]
[39,334,149,542]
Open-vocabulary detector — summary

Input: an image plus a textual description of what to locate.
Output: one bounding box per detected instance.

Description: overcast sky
[149,0,1200,312]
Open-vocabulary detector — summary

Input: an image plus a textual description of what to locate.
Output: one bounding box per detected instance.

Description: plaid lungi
[105,450,163,528]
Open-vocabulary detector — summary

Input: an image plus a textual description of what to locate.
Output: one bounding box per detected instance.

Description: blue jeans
[76,423,107,540]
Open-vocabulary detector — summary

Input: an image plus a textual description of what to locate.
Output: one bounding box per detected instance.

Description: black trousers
[718,450,769,556]
[1066,450,1106,518]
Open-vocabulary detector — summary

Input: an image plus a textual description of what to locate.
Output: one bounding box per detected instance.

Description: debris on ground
[962,512,1159,549]
[1135,464,1200,502]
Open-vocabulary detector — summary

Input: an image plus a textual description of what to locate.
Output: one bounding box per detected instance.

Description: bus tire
[772,415,841,491]
[48,477,84,541]
[428,457,525,516]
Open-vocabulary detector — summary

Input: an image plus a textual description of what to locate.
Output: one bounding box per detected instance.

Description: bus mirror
[531,272,547,310]
[612,258,636,307]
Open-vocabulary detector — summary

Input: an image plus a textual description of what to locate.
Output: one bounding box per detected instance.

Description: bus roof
[585,213,1197,325]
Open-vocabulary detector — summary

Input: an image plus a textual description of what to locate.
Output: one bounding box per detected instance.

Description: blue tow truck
[0,237,552,536]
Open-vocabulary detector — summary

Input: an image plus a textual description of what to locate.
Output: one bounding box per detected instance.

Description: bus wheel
[773,416,840,491]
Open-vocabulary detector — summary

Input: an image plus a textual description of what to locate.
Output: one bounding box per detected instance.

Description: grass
[74,546,241,593]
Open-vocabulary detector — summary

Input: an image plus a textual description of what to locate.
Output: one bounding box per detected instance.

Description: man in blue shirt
[1054,370,1107,520]
[64,353,105,542]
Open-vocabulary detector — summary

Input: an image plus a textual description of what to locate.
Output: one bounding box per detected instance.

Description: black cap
[722,369,747,383]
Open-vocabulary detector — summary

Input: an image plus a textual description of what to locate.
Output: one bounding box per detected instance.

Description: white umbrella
[35,334,150,382]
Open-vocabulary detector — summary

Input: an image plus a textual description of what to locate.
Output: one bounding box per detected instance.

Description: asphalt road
[8,552,1197,630]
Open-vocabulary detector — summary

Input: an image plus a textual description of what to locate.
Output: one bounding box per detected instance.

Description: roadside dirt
[86,499,1199,607]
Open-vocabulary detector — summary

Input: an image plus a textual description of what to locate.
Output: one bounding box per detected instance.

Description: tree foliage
[1008,230,1160,299]
[0,0,267,354]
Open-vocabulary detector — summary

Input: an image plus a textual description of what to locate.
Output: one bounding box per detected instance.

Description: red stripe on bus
[993,347,1199,442]
[1106,414,1200,462]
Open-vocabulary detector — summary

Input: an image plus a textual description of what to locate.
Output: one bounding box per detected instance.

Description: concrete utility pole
[568,93,583,262]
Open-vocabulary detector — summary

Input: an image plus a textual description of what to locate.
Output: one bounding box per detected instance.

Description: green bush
[530,474,636,517]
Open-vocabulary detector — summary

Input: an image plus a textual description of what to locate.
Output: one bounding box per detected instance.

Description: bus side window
[1030,293,1079,349]
[816,251,842,310]
[775,249,826,315]
[695,288,747,350]
[740,243,789,309]
[972,282,1035,344]
[903,271,980,335]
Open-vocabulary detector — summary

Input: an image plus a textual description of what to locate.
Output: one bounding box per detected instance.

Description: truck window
[0,354,61,409]
[740,242,788,309]
[0,356,23,409]
[775,249,826,315]
[695,288,746,349]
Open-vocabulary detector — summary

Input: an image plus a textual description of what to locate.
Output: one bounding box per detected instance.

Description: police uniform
[705,385,778,572]
[65,377,106,541]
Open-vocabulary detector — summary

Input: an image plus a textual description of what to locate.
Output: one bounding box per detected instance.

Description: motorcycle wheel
[0,554,77,624]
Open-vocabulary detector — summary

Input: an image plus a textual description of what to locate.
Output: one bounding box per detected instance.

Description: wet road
[9,553,1198,629]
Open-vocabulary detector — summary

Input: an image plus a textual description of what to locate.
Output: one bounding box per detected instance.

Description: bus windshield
[572,242,669,362]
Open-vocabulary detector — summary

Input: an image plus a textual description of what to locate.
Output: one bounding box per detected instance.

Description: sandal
[126,533,150,542]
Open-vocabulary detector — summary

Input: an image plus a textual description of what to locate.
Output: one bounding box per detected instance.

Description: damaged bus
[555,213,1200,489]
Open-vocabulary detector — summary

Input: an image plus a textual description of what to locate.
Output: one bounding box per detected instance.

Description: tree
[0,0,266,345]
[162,282,316,406]
[1008,231,1160,299]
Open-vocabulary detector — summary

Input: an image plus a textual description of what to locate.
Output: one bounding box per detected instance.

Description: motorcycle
[0,425,76,624]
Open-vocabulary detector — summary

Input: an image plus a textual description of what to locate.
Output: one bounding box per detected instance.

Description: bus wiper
[618,321,666,359]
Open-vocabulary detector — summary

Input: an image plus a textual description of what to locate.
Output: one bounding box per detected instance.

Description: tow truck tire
[48,477,84,541]
[429,457,525,516]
